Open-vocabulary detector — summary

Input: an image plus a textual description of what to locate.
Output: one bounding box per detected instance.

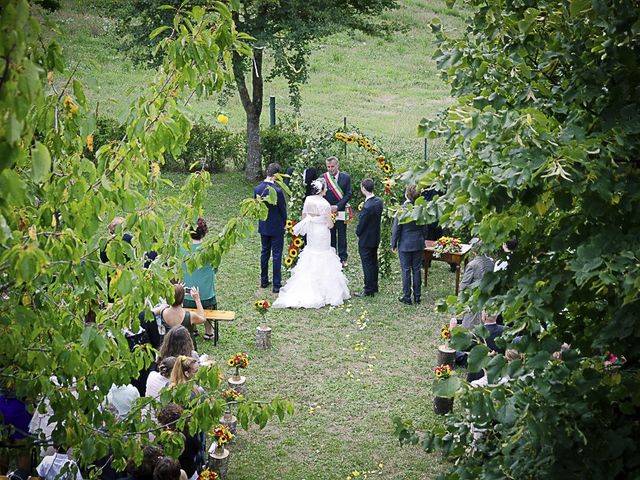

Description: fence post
[343,116,347,158]
[269,96,276,127]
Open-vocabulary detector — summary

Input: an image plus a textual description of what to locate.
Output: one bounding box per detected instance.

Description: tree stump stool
[209,447,230,479]
[433,396,454,415]
[228,375,246,396]
[220,410,237,435]
[255,325,272,350]
[436,345,456,369]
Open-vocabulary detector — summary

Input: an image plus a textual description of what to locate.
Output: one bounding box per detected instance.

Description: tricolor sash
[323,173,353,221]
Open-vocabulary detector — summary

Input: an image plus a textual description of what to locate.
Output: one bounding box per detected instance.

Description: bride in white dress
[273,178,351,309]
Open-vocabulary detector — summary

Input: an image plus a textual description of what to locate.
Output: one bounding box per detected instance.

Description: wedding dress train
[273,195,350,309]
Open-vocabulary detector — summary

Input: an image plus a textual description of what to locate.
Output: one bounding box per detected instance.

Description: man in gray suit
[391,185,429,305]
[460,239,494,328]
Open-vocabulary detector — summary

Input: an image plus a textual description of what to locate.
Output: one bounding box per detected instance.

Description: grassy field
[161,171,460,479]
[50,0,467,156]
[48,1,470,477]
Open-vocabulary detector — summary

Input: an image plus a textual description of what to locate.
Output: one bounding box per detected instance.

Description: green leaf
[570,0,591,17]
[6,113,23,144]
[467,344,491,372]
[433,376,462,397]
[150,25,171,39]
[73,80,87,107]
[31,142,51,183]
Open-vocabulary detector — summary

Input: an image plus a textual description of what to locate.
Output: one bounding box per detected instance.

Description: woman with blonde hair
[170,356,204,397]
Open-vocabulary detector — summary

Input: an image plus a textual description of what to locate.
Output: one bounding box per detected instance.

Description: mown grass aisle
[173,172,458,479]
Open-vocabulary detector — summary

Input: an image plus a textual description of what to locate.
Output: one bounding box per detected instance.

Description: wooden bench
[185,308,235,346]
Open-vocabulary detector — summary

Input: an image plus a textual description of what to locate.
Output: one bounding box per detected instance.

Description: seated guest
[157,327,197,363]
[460,239,494,329]
[106,383,140,419]
[153,284,206,349]
[125,445,164,480]
[466,311,507,383]
[146,357,177,399]
[494,236,518,272]
[170,356,204,397]
[157,404,202,480]
[153,458,186,480]
[36,445,83,480]
[181,218,217,342]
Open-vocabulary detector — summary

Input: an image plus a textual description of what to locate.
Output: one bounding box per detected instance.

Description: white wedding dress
[273,195,351,309]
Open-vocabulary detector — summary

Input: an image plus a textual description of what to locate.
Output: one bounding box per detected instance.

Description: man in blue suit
[323,156,352,267]
[355,178,384,297]
[254,163,287,293]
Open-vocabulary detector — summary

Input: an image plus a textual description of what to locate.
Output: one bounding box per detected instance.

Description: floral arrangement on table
[254,299,271,327]
[441,324,451,345]
[212,423,234,446]
[198,469,219,480]
[227,352,249,379]
[434,364,454,380]
[221,387,243,403]
[433,236,462,258]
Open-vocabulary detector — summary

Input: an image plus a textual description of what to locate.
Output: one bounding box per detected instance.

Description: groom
[254,163,287,293]
[355,178,384,297]
[323,156,352,267]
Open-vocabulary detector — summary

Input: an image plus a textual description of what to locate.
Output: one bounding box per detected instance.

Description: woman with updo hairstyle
[157,326,197,363]
[181,217,217,341]
[145,356,176,399]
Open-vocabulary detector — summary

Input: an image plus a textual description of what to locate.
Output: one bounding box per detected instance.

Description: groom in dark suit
[355,178,384,297]
[254,163,287,293]
[323,156,352,267]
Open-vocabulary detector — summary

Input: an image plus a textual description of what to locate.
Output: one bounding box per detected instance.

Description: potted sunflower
[254,299,272,350]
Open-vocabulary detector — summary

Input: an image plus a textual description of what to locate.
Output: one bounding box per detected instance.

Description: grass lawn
[164,172,460,479]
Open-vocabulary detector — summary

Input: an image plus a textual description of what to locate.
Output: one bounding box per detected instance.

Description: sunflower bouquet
[434,364,453,380]
[433,236,462,258]
[227,352,249,378]
[212,424,234,446]
[198,470,219,480]
[254,299,271,326]
[221,388,243,403]
[441,323,451,345]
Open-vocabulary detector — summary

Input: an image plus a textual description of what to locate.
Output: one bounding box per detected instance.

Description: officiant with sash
[323,156,352,267]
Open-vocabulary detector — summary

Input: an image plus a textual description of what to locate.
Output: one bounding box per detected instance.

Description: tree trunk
[233,46,264,181]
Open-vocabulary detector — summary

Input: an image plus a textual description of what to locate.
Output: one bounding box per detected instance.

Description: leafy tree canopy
[1,0,291,468]
[397,0,640,477]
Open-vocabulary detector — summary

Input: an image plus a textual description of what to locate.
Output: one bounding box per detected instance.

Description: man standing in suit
[254,163,287,293]
[355,178,384,297]
[323,156,352,267]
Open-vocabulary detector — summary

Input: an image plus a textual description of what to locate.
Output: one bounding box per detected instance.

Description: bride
[273,178,351,309]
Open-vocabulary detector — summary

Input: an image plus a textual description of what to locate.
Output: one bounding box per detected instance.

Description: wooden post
[433,396,454,415]
[255,325,272,350]
[436,345,456,369]
[220,410,238,435]
[209,447,230,478]
[228,375,246,396]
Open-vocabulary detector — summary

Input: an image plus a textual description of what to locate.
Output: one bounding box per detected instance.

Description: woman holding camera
[153,283,206,347]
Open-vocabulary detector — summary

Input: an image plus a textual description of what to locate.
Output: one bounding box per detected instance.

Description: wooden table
[423,241,471,295]
[185,308,235,346]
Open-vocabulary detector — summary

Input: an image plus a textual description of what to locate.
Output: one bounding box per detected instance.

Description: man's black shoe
[272,287,280,294]
[414,298,421,305]
[261,281,271,288]
[354,291,374,297]
[398,297,412,305]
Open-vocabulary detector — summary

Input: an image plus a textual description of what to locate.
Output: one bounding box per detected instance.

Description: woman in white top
[145,356,176,399]
[273,178,350,308]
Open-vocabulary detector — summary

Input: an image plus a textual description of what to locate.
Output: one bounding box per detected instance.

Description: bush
[175,122,244,173]
[260,123,306,171]
[89,116,126,159]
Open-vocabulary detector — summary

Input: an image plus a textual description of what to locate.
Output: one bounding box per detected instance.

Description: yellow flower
[227,359,234,367]
[346,134,355,144]
[382,164,392,174]
[289,248,298,258]
[284,256,293,267]
[217,114,229,125]
[286,219,293,228]
[293,237,303,247]
[86,134,94,153]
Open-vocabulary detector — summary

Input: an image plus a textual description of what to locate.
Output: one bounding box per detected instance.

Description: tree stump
[228,375,246,396]
[436,344,456,369]
[208,446,230,479]
[255,325,272,350]
[220,410,237,435]
[433,396,454,415]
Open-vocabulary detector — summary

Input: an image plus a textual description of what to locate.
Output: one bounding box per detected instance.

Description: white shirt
[37,453,83,480]
[145,371,170,399]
